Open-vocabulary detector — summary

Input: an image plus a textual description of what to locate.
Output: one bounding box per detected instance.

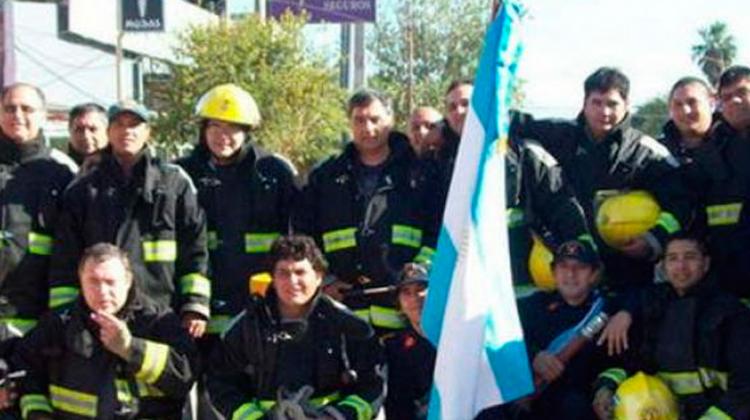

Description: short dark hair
[347,89,392,117]
[268,235,328,274]
[664,231,708,256]
[718,65,750,93]
[2,82,46,109]
[668,76,713,101]
[584,67,630,100]
[445,79,474,96]
[78,243,134,282]
[69,103,107,125]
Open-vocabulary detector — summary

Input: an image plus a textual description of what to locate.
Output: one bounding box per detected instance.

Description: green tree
[691,21,737,87]
[368,0,492,126]
[151,13,346,172]
[631,96,668,138]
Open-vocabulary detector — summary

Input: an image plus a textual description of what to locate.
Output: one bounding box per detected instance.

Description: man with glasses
[0,83,76,348]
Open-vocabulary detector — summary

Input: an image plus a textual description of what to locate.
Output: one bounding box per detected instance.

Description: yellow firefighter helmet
[596,190,661,249]
[195,83,261,128]
[528,235,556,291]
[614,372,679,420]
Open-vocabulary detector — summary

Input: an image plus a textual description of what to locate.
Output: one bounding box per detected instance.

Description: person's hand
[592,387,615,420]
[322,280,352,302]
[532,351,565,383]
[619,236,651,259]
[597,310,632,356]
[0,383,17,410]
[182,312,207,338]
[91,311,132,360]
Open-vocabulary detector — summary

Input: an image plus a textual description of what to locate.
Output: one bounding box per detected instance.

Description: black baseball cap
[396,263,429,289]
[552,240,600,267]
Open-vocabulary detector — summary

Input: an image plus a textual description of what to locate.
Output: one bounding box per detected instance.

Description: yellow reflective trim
[657,211,680,234]
[414,246,435,265]
[27,232,53,255]
[707,203,743,227]
[507,207,525,228]
[698,367,728,391]
[49,286,80,309]
[49,384,98,417]
[20,394,52,419]
[180,273,211,298]
[355,306,407,329]
[207,315,232,335]
[598,368,627,386]
[207,230,219,250]
[337,394,373,420]
[136,340,170,384]
[700,405,733,420]
[142,240,177,262]
[354,309,370,323]
[658,371,704,395]
[369,305,405,329]
[232,402,264,420]
[244,232,280,253]
[258,391,341,410]
[392,224,422,248]
[323,228,357,253]
[577,234,598,251]
[115,379,133,404]
[0,317,37,336]
[135,380,165,397]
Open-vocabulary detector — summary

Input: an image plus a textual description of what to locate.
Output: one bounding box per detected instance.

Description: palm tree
[691,21,738,87]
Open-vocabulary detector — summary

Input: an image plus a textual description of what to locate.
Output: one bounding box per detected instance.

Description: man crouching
[207,235,385,420]
[14,243,198,419]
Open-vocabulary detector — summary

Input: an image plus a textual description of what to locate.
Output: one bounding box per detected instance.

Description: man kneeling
[207,235,385,420]
[15,243,198,419]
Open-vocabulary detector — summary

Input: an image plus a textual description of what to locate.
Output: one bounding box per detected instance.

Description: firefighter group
[1,63,750,420]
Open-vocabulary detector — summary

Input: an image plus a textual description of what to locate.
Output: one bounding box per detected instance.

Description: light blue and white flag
[422,1,532,418]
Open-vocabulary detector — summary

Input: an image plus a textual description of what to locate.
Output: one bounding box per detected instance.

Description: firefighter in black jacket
[681,66,750,299]
[49,101,210,339]
[207,235,385,420]
[593,233,750,419]
[515,67,692,290]
[15,243,198,419]
[658,77,717,235]
[176,84,297,336]
[428,79,593,294]
[0,83,77,342]
[384,263,435,420]
[294,90,441,331]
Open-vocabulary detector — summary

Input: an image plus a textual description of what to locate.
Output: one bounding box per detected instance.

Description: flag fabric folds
[421,1,533,418]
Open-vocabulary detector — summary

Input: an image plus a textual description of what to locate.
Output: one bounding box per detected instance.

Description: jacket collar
[101,147,159,203]
[0,131,46,165]
[338,131,413,173]
[576,112,634,146]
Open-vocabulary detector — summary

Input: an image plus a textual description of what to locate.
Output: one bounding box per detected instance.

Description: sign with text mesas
[121,0,164,32]
[269,0,376,23]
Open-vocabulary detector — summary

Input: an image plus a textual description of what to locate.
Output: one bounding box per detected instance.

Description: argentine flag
[422,1,533,418]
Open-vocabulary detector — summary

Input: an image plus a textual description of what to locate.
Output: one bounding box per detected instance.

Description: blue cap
[108,100,154,123]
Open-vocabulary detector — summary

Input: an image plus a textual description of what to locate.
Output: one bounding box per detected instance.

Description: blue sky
[303,0,750,118]
[518,0,750,117]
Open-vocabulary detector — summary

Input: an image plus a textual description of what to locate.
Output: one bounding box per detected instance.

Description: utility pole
[115,0,124,101]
